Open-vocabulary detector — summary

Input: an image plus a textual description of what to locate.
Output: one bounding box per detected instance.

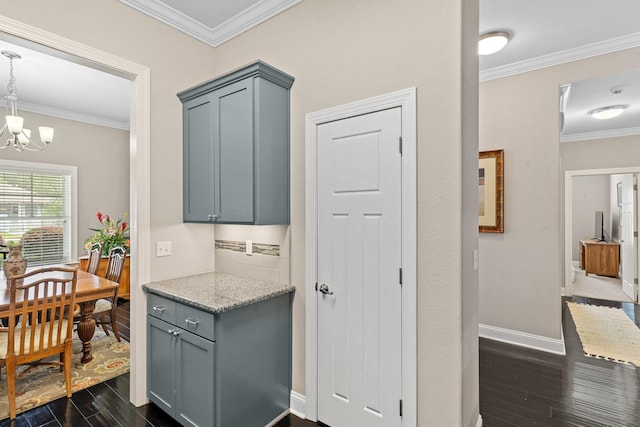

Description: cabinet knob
[208,214,219,221]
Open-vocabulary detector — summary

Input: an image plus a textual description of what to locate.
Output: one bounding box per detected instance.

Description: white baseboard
[479,324,566,355]
[290,390,307,419]
[265,409,289,427]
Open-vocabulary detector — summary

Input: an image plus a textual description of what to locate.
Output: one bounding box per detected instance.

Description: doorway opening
[564,167,639,303]
[0,16,151,405]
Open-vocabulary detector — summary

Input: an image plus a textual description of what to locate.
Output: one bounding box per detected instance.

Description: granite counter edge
[142,284,295,314]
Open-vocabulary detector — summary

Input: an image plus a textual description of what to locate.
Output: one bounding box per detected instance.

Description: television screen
[595,211,604,241]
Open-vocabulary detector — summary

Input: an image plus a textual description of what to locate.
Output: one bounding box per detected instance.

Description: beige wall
[479,47,640,341]
[3,0,480,425]
[0,110,129,255]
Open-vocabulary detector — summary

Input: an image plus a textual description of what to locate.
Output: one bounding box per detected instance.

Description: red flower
[96,212,103,222]
[121,221,127,231]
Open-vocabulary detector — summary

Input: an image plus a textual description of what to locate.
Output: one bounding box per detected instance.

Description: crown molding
[118,0,302,47]
[0,99,130,131]
[560,126,640,143]
[480,32,640,82]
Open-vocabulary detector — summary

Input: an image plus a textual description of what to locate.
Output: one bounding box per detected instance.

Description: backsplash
[214,225,290,284]
[215,240,280,256]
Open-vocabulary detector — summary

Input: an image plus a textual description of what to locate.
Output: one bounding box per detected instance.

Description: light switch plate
[157,241,172,257]
[473,249,479,271]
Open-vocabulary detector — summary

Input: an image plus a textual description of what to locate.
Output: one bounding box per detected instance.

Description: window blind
[0,166,72,266]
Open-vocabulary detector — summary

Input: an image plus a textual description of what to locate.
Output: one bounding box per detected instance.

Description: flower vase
[3,244,27,283]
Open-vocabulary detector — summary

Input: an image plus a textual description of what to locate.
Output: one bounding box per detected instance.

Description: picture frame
[479,149,504,233]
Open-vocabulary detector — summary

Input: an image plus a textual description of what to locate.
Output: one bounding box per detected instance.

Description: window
[0,160,77,266]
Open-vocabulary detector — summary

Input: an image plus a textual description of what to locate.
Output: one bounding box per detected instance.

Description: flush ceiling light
[478,31,510,55]
[0,50,54,152]
[589,105,628,120]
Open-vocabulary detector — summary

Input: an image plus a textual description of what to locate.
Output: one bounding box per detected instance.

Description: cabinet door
[147,316,176,415]
[183,94,216,222]
[175,328,216,427]
[213,79,254,223]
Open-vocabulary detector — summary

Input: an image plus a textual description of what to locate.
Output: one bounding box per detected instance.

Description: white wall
[0,110,129,256]
[3,1,480,426]
[480,46,640,345]
[572,175,610,260]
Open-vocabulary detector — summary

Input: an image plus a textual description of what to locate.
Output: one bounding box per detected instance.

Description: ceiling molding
[0,99,130,131]
[118,0,302,47]
[560,126,640,143]
[480,32,640,82]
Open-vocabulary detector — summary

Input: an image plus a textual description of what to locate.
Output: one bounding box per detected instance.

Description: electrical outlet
[246,240,253,255]
[157,241,172,257]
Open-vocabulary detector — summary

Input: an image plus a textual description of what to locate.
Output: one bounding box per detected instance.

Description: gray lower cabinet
[147,292,292,426]
[179,60,294,225]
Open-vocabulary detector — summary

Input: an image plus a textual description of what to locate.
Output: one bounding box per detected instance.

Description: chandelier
[0,50,54,151]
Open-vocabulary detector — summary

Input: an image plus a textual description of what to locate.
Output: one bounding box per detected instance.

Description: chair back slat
[8,268,77,358]
[86,242,102,275]
[104,246,126,284]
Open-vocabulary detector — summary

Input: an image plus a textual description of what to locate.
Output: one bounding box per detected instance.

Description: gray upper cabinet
[179,61,294,224]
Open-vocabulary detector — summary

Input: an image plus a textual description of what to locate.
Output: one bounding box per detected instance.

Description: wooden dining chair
[90,246,125,342]
[85,242,102,275]
[0,267,77,420]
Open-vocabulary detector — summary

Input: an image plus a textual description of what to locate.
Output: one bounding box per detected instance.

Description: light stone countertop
[142,271,295,314]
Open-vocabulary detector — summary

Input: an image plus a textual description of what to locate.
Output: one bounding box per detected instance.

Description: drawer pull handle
[167,329,180,336]
[185,318,200,326]
[153,306,166,312]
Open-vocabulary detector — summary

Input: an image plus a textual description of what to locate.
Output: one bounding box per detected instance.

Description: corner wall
[210,0,479,424]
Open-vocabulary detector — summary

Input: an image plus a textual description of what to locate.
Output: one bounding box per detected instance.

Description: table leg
[77,300,97,364]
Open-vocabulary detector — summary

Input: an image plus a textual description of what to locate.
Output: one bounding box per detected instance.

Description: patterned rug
[0,331,130,419]
[567,301,640,366]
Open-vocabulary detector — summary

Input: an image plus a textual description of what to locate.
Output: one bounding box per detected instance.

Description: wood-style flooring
[481,296,640,427]
[7,296,640,426]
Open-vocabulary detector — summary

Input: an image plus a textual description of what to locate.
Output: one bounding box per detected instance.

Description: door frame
[564,166,640,301]
[305,88,416,426]
[0,16,152,405]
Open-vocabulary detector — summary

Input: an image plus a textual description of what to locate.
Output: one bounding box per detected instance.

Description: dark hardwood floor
[5,296,639,426]
[481,296,640,427]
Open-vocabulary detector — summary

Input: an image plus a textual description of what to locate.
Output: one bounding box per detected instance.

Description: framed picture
[479,149,504,233]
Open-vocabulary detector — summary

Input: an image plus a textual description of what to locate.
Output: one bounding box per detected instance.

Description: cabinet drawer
[148,294,177,324]
[176,303,215,341]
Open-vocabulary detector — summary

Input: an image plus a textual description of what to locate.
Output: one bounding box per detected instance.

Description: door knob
[318,283,334,295]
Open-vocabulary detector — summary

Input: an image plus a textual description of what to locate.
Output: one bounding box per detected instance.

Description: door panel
[214,79,254,223]
[147,316,176,415]
[183,96,215,222]
[317,107,402,427]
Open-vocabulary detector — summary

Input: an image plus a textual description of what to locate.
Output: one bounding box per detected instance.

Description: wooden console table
[579,239,620,278]
[78,254,130,299]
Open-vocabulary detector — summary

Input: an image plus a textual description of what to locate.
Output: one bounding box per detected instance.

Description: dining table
[0,266,119,364]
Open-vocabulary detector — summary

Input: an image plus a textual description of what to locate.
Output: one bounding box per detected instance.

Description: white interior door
[621,174,637,301]
[316,107,402,427]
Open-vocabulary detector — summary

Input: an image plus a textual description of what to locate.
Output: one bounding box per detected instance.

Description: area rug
[0,331,130,419]
[567,301,640,366]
